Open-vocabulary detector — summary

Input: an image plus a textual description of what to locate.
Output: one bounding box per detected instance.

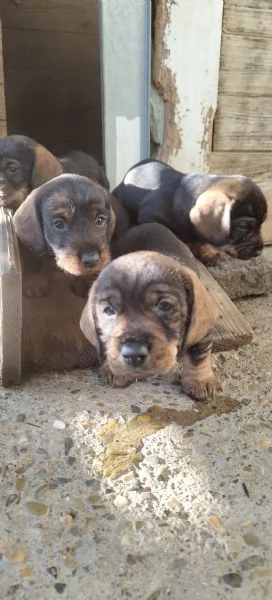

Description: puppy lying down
[80,223,220,400]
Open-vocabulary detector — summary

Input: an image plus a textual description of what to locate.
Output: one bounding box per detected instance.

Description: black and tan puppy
[112,158,267,265]
[0,134,109,211]
[13,173,129,298]
[80,223,220,400]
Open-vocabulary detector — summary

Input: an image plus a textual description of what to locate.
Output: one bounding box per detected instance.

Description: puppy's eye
[95,215,106,227]
[103,305,117,317]
[53,218,66,230]
[157,300,173,313]
[7,162,18,174]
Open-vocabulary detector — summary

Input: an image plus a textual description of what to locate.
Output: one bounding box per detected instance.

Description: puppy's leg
[189,240,227,266]
[19,244,52,298]
[181,335,221,400]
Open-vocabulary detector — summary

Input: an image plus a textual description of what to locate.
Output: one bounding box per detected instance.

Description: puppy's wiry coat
[0,134,109,211]
[80,225,219,400]
[13,173,128,298]
[113,158,267,265]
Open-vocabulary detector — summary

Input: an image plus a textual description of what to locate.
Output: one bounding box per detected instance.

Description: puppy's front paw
[98,362,133,388]
[181,373,221,401]
[23,276,52,299]
[201,248,227,267]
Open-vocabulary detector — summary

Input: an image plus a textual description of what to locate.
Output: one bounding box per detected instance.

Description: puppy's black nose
[121,340,149,367]
[80,251,100,268]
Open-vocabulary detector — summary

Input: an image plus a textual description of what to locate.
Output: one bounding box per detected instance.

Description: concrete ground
[1,289,272,599]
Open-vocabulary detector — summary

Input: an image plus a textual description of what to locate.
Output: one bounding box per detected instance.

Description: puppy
[80,223,220,400]
[13,173,128,298]
[0,134,109,211]
[112,158,268,265]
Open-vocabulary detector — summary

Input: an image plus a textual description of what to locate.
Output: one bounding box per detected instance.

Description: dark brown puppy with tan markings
[80,223,220,400]
[0,134,109,211]
[112,158,267,265]
[13,173,129,298]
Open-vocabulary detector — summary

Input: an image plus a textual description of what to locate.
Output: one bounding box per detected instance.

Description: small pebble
[5,493,19,507]
[54,583,66,594]
[47,566,58,579]
[144,454,161,466]
[221,573,243,588]
[113,495,128,508]
[4,547,27,564]
[20,567,34,578]
[16,413,25,422]
[243,533,260,547]
[238,555,265,571]
[64,437,74,456]
[25,500,49,516]
[53,420,66,430]
[131,405,141,414]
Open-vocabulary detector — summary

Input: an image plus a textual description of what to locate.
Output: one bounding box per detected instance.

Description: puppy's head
[226,177,267,259]
[190,175,267,259]
[13,173,116,276]
[80,251,217,379]
[0,134,63,210]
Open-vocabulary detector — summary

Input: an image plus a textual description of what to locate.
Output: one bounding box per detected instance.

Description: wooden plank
[219,34,272,96]
[223,0,272,38]
[2,29,99,71]
[0,209,22,386]
[198,262,254,352]
[0,20,7,135]
[1,0,99,34]
[213,95,272,151]
[153,0,223,172]
[4,68,101,109]
[259,181,272,245]
[209,152,272,181]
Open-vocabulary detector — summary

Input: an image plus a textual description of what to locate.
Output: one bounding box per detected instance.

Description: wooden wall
[210,0,272,182]
[1,0,103,161]
[0,21,7,137]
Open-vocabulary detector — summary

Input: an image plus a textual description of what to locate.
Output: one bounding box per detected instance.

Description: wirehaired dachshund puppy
[112,158,268,265]
[0,134,109,211]
[13,173,129,298]
[80,223,220,400]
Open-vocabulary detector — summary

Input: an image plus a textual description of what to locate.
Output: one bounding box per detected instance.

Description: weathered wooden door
[152,0,272,243]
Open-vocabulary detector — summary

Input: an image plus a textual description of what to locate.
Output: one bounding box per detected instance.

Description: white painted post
[162,0,223,172]
[99,0,151,189]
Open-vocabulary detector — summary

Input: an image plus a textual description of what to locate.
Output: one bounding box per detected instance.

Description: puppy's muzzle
[80,250,100,269]
[120,338,150,367]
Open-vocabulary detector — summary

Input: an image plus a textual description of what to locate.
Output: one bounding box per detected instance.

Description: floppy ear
[80,284,101,354]
[182,267,218,347]
[31,144,63,189]
[12,188,46,254]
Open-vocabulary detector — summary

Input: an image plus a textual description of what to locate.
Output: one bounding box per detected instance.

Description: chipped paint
[152,0,223,171]
[152,0,182,161]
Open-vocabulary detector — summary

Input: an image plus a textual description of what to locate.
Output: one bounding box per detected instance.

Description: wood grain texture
[213,95,272,151]
[1,0,99,34]
[198,262,254,352]
[3,29,100,71]
[0,209,22,386]
[4,68,101,109]
[219,34,272,96]
[209,152,272,181]
[223,0,272,38]
[0,21,7,134]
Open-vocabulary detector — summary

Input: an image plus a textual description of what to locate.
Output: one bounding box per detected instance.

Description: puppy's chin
[223,241,263,260]
[54,247,111,276]
[106,336,178,380]
[0,184,28,210]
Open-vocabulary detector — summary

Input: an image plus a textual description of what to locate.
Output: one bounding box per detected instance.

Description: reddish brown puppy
[0,134,109,211]
[80,239,219,400]
[13,173,129,298]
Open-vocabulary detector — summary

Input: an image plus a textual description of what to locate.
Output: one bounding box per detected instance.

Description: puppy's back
[111,222,198,274]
